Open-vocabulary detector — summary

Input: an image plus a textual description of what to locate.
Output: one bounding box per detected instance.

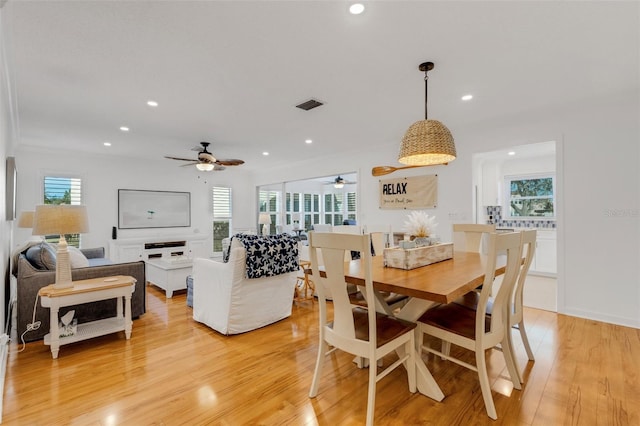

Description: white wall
[0,5,17,337]
[252,91,640,329]
[13,148,255,258]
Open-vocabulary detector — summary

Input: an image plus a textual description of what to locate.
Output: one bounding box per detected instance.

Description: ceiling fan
[326,176,356,188]
[165,142,245,171]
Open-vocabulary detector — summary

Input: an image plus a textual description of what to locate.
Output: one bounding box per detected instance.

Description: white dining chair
[452,223,496,253]
[453,229,537,384]
[308,232,417,426]
[416,231,523,420]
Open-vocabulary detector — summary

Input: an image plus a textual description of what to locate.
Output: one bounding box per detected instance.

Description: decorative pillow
[233,234,299,279]
[67,246,90,268]
[25,242,57,270]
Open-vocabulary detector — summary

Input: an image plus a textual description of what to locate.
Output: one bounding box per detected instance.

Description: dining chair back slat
[452,223,496,253]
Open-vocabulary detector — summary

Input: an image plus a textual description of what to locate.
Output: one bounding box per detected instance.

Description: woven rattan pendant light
[398,62,456,166]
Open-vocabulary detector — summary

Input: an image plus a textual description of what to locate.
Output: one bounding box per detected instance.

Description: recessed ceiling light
[305,139,313,144]
[147,100,158,107]
[262,151,269,156]
[349,3,365,15]
[103,142,111,147]
[120,126,130,132]
[461,94,473,101]
[508,151,516,156]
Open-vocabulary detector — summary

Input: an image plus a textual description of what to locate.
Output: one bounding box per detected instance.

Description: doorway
[472,141,558,312]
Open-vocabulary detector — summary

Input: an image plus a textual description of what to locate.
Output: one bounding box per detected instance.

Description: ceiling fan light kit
[397,61,457,167]
[196,163,215,171]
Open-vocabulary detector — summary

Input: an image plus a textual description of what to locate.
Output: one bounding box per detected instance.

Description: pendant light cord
[424,71,429,120]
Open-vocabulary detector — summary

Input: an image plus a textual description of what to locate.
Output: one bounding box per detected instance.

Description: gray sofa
[15,244,146,342]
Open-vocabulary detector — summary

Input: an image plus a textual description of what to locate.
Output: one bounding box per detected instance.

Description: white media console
[108,234,209,263]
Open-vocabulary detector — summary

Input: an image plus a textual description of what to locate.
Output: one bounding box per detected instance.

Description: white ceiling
[5,1,639,172]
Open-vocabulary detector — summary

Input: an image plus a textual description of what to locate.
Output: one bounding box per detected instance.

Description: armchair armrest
[192,249,245,334]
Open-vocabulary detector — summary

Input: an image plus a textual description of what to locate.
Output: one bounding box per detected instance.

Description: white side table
[145,258,193,298]
[38,275,136,359]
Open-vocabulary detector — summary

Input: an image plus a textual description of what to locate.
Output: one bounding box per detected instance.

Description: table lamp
[258,213,271,236]
[32,205,89,289]
[292,213,301,230]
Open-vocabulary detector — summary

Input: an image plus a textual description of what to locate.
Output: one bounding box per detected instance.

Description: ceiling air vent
[295,99,324,111]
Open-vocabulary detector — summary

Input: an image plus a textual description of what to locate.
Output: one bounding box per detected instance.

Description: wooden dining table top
[342,251,505,305]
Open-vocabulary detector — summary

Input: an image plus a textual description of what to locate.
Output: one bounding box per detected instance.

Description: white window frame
[259,190,281,234]
[42,174,83,247]
[212,186,232,254]
[504,173,556,219]
[324,191,357,225]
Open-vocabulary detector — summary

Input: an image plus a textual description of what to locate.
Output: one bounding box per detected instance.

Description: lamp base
[54,235,74,289]
[262,224,269,236]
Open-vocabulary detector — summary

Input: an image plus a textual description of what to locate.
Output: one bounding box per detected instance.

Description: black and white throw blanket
[224,234,299,279]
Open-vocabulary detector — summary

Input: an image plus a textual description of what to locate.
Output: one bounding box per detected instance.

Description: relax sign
[378,174,438,209]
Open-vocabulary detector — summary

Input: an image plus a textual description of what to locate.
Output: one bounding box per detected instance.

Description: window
[43,176,82,247]
[259,190,280,234]
[324,191,357,225]
[505,174,555,218]
[286,192,320,230]
[212,187,232,253]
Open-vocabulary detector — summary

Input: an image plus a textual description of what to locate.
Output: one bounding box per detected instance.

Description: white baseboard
[560,307,640,329]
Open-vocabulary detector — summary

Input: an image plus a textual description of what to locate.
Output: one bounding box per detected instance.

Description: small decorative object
[403,210,438,246]
[59,310,77,337]
[147,210,155,219]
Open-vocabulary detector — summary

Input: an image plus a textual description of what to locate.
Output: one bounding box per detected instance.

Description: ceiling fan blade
[215,159,245,166]
[165,156,198,162]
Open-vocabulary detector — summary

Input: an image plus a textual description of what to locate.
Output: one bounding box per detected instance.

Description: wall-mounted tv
[118,189,190,229]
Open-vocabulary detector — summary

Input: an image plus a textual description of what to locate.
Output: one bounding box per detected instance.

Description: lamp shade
[32,205,89,236]
[398,119,457,166]
[17,211,34,228]
[258,213,272,225]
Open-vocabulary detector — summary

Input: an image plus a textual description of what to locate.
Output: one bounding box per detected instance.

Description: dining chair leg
[475,348,498,420]
[516,321,535,361]
[502,332,523,389]
[366,361,377,426]
[505,329,523,385]
[309,340,328,398]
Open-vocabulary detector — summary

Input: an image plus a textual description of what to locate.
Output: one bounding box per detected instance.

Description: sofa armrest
[80,247,105,259]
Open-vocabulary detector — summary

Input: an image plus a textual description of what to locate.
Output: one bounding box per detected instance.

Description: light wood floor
[4,284,639,425]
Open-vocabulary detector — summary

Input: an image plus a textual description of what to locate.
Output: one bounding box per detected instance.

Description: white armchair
[193,238,298,335]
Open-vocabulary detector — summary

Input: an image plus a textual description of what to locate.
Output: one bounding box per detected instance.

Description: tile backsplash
[485,206,556,229]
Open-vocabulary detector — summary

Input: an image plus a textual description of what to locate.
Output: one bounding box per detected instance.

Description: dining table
[338,251,507,401]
